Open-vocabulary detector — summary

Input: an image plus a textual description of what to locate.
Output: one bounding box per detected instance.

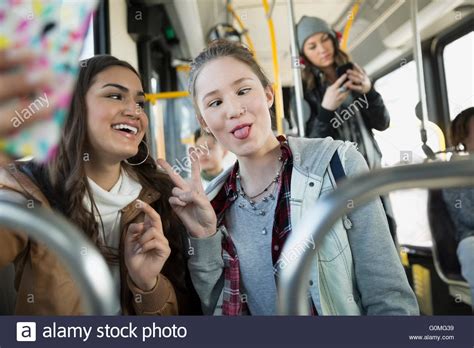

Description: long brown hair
[301,34,350,91]
[18,55,201,313]
[41,55,174,251]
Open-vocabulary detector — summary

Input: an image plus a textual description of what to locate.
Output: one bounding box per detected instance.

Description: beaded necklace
[235,150,287,205]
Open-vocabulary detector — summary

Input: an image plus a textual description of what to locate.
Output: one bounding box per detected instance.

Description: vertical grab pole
[341,0,361,51]
[287,0,305,137]
[227,3,258,59]
[410,0,429,143]
[262,0,284,135]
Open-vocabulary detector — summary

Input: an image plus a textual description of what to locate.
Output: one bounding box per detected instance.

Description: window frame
[93,0,110,55]
[431,14,474,147]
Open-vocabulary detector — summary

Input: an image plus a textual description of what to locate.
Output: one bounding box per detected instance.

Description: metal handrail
[0,200,119,315]
[146,91,190,104]
[287,0,305,137]
[430,230,470,288]
[411,0,429,137]
[277,158,474,314]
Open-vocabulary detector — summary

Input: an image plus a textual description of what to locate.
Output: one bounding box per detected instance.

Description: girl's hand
[346,63,372,94]
[157,148,217,239]
[0,49,53,136]
[0,48,53,164]
[124,200,171,291]
[321,73,351,111]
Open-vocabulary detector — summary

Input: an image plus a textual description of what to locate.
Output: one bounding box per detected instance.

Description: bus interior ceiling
[141,1,472,81]
[129,0,473,138]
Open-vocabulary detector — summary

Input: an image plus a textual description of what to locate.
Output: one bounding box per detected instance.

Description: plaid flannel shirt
[210,136,295,315]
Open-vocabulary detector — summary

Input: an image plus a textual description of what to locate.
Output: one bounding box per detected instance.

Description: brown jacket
[0,163,201,315]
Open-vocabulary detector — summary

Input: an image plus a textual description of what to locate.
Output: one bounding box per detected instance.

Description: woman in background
[442,107,474,305]
[296,16,396,237]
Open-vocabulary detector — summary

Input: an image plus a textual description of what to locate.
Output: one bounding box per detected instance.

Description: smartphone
[336,62,354,78]
[0,0,98,162]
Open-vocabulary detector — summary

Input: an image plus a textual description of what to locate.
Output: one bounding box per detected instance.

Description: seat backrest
[427,189,464,281]
[0,264,17,314]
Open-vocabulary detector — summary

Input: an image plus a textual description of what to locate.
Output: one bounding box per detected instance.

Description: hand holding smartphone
[336,62,354,84]
[0,0,97,162]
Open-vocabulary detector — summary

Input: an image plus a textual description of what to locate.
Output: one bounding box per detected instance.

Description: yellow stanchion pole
[145,91,190,105]
[227,3,258,59]
[341,0,361,51]
[262,0,284,135]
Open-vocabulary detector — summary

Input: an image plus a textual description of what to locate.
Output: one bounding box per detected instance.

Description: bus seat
[427,189,465,281]
[0,191,26,314]
[0,263,17,314]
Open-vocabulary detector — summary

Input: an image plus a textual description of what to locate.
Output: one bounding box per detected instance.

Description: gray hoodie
[187,137,419,315]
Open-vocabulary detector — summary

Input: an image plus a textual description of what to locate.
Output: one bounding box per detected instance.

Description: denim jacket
[188,137,419,315]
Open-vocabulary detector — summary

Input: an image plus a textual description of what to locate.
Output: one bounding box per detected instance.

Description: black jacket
[302,72,397,238]
[304,72,390,169]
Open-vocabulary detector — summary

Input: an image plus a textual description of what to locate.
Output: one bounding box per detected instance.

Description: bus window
[79,16,94,61]
[373,61,443,167]
[443,31,474,119]
[373,61,439,248]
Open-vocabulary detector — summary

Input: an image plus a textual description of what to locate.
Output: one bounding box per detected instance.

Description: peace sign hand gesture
[157,148,217,239]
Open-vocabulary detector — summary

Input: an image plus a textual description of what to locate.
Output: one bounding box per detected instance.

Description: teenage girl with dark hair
[0,53,201,315]
[296,16,397,237]
[296,16,390,168]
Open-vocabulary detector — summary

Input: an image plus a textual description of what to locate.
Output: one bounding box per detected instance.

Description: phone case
[0,0,98,162]
[336,62,354,77]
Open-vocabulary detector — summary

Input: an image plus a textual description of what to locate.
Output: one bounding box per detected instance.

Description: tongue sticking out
[233,126,250,140]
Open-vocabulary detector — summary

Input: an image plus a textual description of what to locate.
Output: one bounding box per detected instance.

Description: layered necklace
[235,150,287,212]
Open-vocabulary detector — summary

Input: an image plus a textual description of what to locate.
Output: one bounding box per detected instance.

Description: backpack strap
[329,150,346,184]
[328,149,353,230]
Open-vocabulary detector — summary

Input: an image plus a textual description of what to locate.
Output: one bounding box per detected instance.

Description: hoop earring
[125,140,149,166]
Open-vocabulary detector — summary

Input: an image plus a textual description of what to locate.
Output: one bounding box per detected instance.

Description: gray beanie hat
[296,16,336,53]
